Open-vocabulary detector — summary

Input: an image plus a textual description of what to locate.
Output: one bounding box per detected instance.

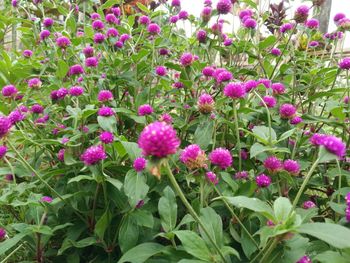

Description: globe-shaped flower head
[180,144,207,169]
[198,93,215,114]
[279,104,297,119]
[256,174,271,188]
[56,36,71,48]
[0,116,12,138]
[81,145,107,166]
[283,159,300,175]
[263,156,283,173]
[339,57,350,70]
[99,131,114,144]
[138,121,180,158]
[217,0,232,15]
[134,157,147,172]
[224,82,246,99]
[138,104,154,116]
[209,148,232,169]
[294,5,309,23]
[2,85,18,98]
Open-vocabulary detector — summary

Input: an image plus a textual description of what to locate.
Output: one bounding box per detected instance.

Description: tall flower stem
[164,162,227,263]
[292,157,320,210]
[233,100,242,171]
[253,91,273,146]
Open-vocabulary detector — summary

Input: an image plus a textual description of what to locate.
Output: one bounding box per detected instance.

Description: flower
[98,106,114,117]
[346,207,350,222]
[43,17,54,27]
[262,96,277,108]
[111,7,121,17]
[283,159,300,175]
[159,113,172,124]
[106,14,118,24]
[138,104,154,116]
[28,78,42,89]
[85,57,98,67]
[106,28,119,38]
[345,192,350,205]
[294,5,309,23]
[339,57,350,70]
[280,23,294,33]
[93,33,105,43]
[197,29,207,43]
[322,135,346,158]
[56,36,71,48]
[81,145,107,165]
[279,104,297,119]
[296,256,312,263]
[303,201,316,209]
[8,110,25,124]
[264,156,283,173]
[0,116,12,138]
[40,30,51,40]
[202,66,215,77]
[92,20,104,30]
[209,148,232,169]
[147,23,161,34]
[155,66,167,76]
[180,52,194,67]
[83,46,94,57]
[224,38,233,46]
[68,64,84,76]
[23,50,33,57]
[139,15,151,25]
[290,116,303,125]
[235,171,249,180]
[305,18,319,29]
[178,10,189,20]
[201,7,212,21]
[239,9,253,19]
[138,121,180,158]
[1,85,18,97]
[0,145,7,159]
[0,228,6,241]
[134,157,147,172]
[224,82,246,99]
[169,15,179,23]
[271,82,285,94]
[171,0,181,7]
[91,13,101,20]
[216,0,232,15]
[41,196,53,203]
[206,171,218,185]
[243,18,257,29]
[215,68,233,83]
[100,131,114,144]
[259,78,272,88]
[58,149,65,162]
[31,104,44,114]
[98,90,114,102]
[180,144,207,169]
[256,174,271,188]
[334,13,346,24]
[198,93,215,114]
[244,80,258,92]
[57,88,68,99]
[69,86,84,96]
[271,48,281,56]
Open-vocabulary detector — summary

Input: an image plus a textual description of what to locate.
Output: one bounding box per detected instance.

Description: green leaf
[314,251,349,263]
[223,196,274,219]
[120,141,142,161]
[58,237,98,255]
[259,35,277,50]
[273,197,293,222]
[194,119,214,150]
[123,170,149,207]
[106,177,123,190]
[199,207,224,248]
[118,243,164,263]
[97,116,117,132]
[173,230,212,261]
[100,0,118,10]
[118,215,139,253]
[250,143,268,158]
[252,126,276,145]
[220,246,240,259]
[158,186,177,232]
[318,146,338,163]
[136,3,150,14]
[278,129,296,142]
[298,223,350,249]
[94,209,111,239]
[57,60,69,78]
[0,233,27,255]
[68,175,94,184]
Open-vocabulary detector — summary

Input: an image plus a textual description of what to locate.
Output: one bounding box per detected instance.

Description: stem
[292,157,320,210]
[4,157,16,184]
[0,243,24,263]
[253,91,273,146]
[336,160,342,204]
[233,100,242,171]
[213,186,260,251]
[259,238,279,263]
[164,162,227,263]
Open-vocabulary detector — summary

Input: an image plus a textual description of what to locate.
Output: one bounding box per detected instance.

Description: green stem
[164,162,227,263]
[336,160,342,204]
[213,186,260,251]
[259,238,279,263]
[253,91,273,146]
[0,243,24,263]
[4,157,16,184]
[292,157,320,210]
[233,100,242,171]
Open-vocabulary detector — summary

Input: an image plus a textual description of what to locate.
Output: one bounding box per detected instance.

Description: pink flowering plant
[1,0,350,262]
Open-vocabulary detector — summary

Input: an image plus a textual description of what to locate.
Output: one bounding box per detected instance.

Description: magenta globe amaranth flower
[305,18,319,29]
[31,104,44,114]
[201,7,212,22]
[202,66,215,77]
[41,196,53,203]
[243,18,257,29]
[92,20,104,30]
[100,131,114,144]
[256,174,271,188]
[134,157,147,172]
[83,46,94,58]
[180,52,194,67]
[69,86,84,97]
[91,13,100,20]
[40,30,51,40]
[98,106,114,117]
[0,145,7,159]
[106,14,118,24]
[297,256,312,263]
[216,0,232,15]
[339,57,350,70]
[2,85,18,98]
[8,110,25,124]
[280,23,294,33]
[106,28,119,38]
[155,66,167,76]
[263,156,283,173]
[23,50,33,58]
[56,87,68,99]
[81,145,107,165]
[43,17,54,27]
[171,0,181,7]
[322,135,346,158]
[69,64,84,76]
[206,171,218,185]
[271,48,281,56]
[0,116,12,138]
[0,228,6,241]
[98,90,114,102]
[224,82,246,99]
[93,33,105,44]
[138,121,180,158]
[294,5,309,23]
[85,57,98,68]
[180,144,207,169]
[283,159,300,175]
[239,9,253,20]
[169,15,179,24]
[58,149,65,162]
[178,10,189,20]
[290,116,303,125]
[56,36,71,48]
[209,148,232,170]
[147,23,161,35]
[139,15,150,25]
[159,113,172,124]
[215,68,233,83]
[198,93,215,114]
[334,13,346,24]
[303,201,316,209]
[138,104,154,116]
[271,82,285,95]
[279,104,297,119]
[28,78,42,89]
[197,29,207,43]
[259,78,272,88]
[244,80,258,92]
[262,96,277,108]
[338,18,350,31]
[235,171,249,180]
[223,38,233,46]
